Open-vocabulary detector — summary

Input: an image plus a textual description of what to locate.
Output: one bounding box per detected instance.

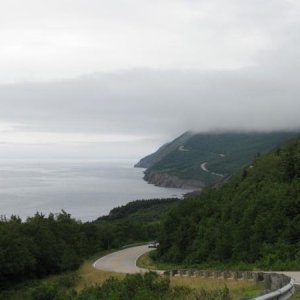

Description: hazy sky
[0,0,299,160]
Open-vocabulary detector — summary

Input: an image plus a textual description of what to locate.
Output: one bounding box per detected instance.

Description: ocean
[0,160,191,221]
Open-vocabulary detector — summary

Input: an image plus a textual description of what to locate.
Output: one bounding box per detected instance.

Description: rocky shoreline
[143,170,204,190]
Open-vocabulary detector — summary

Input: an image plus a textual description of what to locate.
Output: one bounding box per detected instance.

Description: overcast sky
[0,0,300,160]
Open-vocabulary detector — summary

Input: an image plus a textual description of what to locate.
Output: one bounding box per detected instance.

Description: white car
[148,241,159,248]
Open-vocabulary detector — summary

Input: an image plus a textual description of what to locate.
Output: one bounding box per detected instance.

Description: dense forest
[0,199,177,288]
[156,138,300,269]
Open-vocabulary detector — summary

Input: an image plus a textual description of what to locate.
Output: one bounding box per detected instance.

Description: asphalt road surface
[93,245,154,274]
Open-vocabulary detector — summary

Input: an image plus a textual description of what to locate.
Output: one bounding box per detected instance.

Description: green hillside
[155,138,300,270]
[138,131,299,187]
[96,198,179,223]
[135,131,193,168]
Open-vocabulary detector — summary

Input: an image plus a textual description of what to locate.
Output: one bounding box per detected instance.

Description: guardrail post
[242,271,249,280]
[194,270,200,277]
[248,272,254,281]
[271,273,282,290]
[254,272,264,283]
[222,271,229,280]
[283,275,290,286]
[263,273,271,290]
[233,271,238,281]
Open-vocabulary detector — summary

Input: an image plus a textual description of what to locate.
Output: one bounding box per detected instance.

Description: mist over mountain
[0,64,300,160]
[1,1,300,159]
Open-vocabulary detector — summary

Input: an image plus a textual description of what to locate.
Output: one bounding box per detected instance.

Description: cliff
[144,170,204,189]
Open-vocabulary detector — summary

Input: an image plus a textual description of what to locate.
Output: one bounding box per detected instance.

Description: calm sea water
[0,160,191,221]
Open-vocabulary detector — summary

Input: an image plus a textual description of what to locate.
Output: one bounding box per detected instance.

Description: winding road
[93,245,155,274]
[200,153,226,178]
[200,162,224,178]
[93,245,300,285]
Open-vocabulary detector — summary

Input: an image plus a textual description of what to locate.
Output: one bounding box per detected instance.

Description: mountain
[156,137,300,270]
[135,131,194,168]
[136,131,299,189]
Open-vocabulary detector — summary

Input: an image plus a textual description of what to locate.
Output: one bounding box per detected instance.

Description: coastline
[143,169,204,190]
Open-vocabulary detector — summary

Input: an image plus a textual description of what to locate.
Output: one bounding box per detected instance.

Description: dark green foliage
[157,139,300,269]
[95,198,180,223]
[97,198,179,222]
[0,199,177,289]
[82,272,171,300]
[0,211,93,288]
[94,198,180,247]
[0,273,79,300]
[29,274,80,300]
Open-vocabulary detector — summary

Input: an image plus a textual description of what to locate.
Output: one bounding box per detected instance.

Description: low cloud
[0,0,299,159]
[1,61,299,142]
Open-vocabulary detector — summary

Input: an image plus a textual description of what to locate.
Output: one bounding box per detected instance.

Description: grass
[171,277,262,300]
[136,251,268,271]
[291,288,300,299]
[137,251,186,270]
[75,255,125,291]
[137,251,263,299]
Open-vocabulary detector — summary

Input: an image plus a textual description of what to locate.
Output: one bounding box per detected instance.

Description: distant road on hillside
[200,162,224,177]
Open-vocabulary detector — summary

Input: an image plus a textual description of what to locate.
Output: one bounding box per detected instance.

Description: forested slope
[138,131,299,188]
[156,138,300,269]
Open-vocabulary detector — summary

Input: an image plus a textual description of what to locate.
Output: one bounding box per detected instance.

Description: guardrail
[254,278,295,300]
[162,270,296,299]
